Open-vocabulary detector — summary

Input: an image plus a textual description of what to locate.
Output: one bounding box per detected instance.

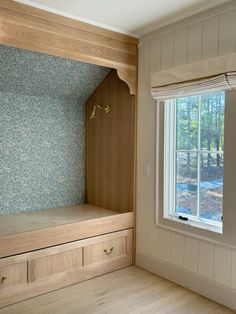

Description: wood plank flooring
[0,266,234,314]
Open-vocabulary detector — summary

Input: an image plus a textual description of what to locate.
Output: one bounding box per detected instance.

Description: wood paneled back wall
[86,71,135,212]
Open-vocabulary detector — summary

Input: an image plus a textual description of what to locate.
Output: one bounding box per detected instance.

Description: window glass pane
[176,96,198,150]
[165,91,225,227]
[201,92,225,151]
[199,153,223,222]
[176,152,198,216]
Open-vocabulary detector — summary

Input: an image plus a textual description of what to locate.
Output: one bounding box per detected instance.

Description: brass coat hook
[90,104,111,119]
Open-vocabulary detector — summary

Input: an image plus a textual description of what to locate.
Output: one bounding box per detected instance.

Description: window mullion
[173,99,176,216]
[197,95,201,219]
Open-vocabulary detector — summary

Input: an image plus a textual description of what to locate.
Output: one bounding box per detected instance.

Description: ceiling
[15,0,230,37]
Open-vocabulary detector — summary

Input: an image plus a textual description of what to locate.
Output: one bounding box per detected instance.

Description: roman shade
[151,53,236,101]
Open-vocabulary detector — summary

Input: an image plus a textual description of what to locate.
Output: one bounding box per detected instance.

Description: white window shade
[151,72,236,101]
[150,53,236,101]
[227,71,236,87]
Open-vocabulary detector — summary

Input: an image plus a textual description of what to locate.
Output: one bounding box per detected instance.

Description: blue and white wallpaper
[0,45,110,214]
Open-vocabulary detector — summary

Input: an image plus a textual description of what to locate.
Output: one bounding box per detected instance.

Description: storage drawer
[0,262,27,290]
[28,247,83,282]
[84,229,133,266]
[0,229,133,308]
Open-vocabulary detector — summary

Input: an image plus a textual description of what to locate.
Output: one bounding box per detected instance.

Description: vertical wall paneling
[158,229,171,262]
[187,21,203,63]
[173,28,187,67]
[86,71,135,212]
[214,245,231,287]
[202,16,219,59]
[198,240,214,280]
[231,250,236,289]
[184,237,199,273]
[137,2,236,305]
[138,42,151,159]
[150,37,161,73]
[171,232,184,268]
[136,42,151,254]
[219,9,236,56]
[147,225,159,258]
[160,32,174,70]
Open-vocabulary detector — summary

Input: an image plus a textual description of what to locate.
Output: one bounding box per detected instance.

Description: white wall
[136,0,236,309]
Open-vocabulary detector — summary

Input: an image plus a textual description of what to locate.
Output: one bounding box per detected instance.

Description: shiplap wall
[138,228,236,290]
[149,11,236,72]
[137,1,236,309]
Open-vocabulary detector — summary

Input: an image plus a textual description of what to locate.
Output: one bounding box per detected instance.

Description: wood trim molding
[0,0,138,45]
[0,0,137,94]
[117,68,137,95]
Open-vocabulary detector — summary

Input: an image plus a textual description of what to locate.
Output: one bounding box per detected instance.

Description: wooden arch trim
[0,0,138,94]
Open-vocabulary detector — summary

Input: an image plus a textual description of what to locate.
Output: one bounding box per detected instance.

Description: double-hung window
[163,91,225,233]
[152,60,236,234]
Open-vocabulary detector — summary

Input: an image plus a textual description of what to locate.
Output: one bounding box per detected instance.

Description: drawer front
[0,262,27,290]
[28,248,82,282]
[84,230,133,266]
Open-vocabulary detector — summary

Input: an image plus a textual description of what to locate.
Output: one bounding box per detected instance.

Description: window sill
[164,214,223,234]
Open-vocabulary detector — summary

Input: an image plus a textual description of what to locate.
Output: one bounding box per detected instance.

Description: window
[164,91,225,233]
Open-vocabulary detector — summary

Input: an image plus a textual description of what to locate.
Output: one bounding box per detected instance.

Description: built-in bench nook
[0,1,137,307]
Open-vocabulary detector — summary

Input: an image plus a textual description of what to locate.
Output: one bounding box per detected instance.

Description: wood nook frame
[0,0,138,94]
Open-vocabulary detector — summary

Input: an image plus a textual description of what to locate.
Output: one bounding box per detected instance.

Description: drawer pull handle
[1,276,7,284]
[104,247,114,255]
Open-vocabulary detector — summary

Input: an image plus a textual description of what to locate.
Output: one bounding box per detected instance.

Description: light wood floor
[1,266,234,314]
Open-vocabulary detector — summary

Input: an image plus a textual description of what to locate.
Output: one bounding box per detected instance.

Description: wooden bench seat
[0,204,134,258]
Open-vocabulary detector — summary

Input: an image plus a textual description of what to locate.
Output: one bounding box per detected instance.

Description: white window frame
[163,93,224,234]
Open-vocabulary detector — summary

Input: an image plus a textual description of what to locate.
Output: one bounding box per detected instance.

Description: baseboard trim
[136,251,236,311]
